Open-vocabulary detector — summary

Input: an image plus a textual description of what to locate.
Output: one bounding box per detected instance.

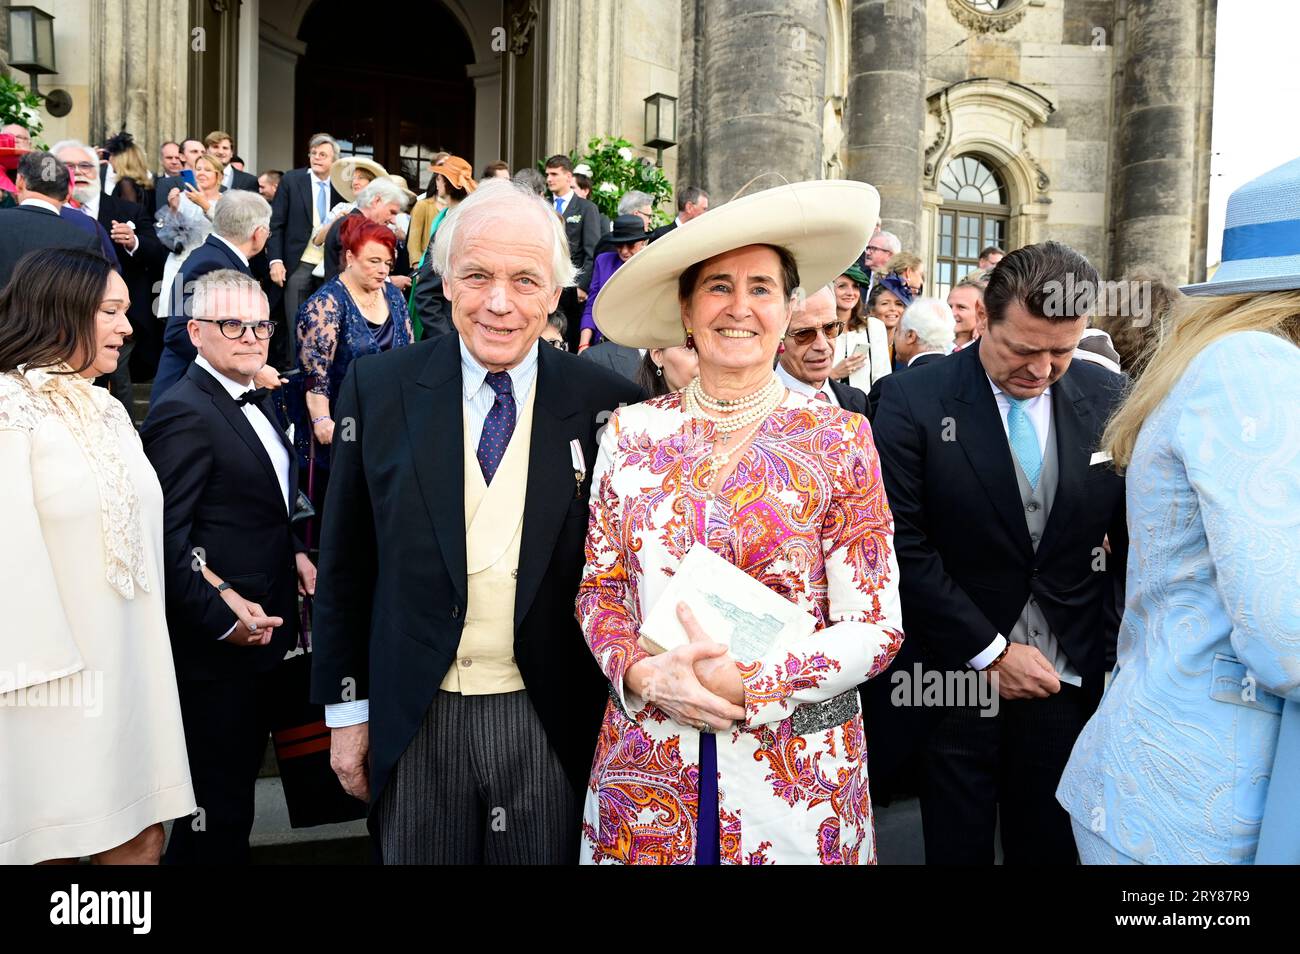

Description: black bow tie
[235,387,271,407]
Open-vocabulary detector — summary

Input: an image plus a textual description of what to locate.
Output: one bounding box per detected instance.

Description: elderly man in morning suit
[312,178,643,864]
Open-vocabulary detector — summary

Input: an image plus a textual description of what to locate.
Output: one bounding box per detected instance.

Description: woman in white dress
[830,266,892,390]
[157,152,225,319]
[0,248,195,864]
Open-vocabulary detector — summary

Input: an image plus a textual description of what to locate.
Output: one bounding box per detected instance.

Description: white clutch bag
[638,543,816,663]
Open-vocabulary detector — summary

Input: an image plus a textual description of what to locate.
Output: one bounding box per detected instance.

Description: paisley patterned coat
[576,390,905,864]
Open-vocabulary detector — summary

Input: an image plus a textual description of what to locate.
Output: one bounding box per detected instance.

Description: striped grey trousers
[377,689,579,864]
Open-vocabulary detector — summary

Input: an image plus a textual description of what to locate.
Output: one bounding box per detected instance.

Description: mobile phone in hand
[180,168,198,190]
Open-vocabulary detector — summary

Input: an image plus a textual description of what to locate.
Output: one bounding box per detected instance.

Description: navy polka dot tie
[476,371,516,485]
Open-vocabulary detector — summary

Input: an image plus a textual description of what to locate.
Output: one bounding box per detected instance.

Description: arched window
[935,154,1009,296]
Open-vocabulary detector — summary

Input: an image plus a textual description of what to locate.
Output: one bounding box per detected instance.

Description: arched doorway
[934,154,1009,296]
[294,0,475,191]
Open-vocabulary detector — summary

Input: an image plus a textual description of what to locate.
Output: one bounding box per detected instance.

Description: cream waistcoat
[439,382,537,693]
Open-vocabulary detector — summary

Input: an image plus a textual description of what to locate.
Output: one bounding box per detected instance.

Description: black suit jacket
[0,206,101,289]
[310,335,644,827]
[828,378,868,415]
[322,208,362,282]
[578,340,643,383]
[142,362,305,681]
[267,168,344,271]
[557,194,601,287]
[229,168,260,193]
[865,351,944,421]
[865,343,1128,798]
[150,236,255,403]
[96,192,167,323]
[872,342,1127,679]
[648,220,677,243]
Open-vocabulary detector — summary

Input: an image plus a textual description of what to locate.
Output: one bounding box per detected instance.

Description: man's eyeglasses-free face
[193,318,277,340]
[785,320,845,345]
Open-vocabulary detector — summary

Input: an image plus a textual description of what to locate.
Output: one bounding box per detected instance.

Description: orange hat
[429,155,477,193]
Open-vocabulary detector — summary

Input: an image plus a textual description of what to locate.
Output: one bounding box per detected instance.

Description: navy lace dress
[293,276,413,473]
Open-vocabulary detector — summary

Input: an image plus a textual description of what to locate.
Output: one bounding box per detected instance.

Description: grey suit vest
[1007,413,1083,687]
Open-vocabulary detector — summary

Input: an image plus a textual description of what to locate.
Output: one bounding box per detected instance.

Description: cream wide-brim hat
[330,156,389,202]
[592,179,880,349]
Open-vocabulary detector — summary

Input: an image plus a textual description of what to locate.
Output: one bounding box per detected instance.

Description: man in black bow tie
[142,270,316,864]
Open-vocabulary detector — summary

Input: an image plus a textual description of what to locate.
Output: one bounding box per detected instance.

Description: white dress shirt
[325,338,542,728]
[193,355,292,641]
[552,190,572,215]
[967,377,1053,669]
[19,198,59,214]
[776,362,838,406]
[212,233,250,268]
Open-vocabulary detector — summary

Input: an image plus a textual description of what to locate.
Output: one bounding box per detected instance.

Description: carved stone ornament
[509,0,540,57]
[923,94,951,182]
[945,0,1029,34]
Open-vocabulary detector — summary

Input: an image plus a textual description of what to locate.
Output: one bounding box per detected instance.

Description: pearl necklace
[683,375,784,435]
[686,374,779,413]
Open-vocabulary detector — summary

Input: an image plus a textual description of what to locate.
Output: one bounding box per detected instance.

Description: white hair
[50,139,98,169]
[212,190,271,241]
[430,178,575,290]
[190,269,267,320]
[875,230,902,254]
[898,297,956,353]
[356,177,409,212]
[618,190,653,214]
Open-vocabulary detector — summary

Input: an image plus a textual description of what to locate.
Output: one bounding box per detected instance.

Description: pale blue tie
[316,180,328,222]
[1007,398,1042,489]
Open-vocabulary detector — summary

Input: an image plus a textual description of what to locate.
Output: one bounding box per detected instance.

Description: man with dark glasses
[775,285,869,413]
[142,270,316,864]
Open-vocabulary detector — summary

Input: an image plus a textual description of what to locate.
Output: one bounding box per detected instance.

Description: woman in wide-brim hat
[311,157,389,254]
[1057,156,1300,865]
[577,213,652,352]
[576,179,905,865]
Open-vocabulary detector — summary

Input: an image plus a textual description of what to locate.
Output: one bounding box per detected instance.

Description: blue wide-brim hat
[1184,156,1300,296]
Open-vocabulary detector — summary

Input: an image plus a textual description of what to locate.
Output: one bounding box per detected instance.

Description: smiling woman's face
[681,244,791,378]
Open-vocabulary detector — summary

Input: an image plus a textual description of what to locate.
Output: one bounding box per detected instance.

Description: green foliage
[544,136,673,224]
[0,75,44,148]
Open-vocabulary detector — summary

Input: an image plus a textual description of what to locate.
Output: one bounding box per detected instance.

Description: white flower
[599,181,617,193]
[617,147,634,161]
[21,104,40,124]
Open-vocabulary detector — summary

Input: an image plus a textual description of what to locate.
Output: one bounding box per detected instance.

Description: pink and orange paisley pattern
[576,391,904,865]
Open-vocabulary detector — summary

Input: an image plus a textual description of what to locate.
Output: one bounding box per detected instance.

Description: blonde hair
[195,152,225,181]
[109,143,153,188]
[1103,290,1300,468]
[886,251,923,276]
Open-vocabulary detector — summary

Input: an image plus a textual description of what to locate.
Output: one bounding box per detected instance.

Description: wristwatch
[215,581,232,593]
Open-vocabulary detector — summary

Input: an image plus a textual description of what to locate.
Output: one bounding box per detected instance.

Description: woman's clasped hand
[624,602,746,732]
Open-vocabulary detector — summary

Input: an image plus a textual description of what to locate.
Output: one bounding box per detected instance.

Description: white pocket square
[1089,451,1113,465]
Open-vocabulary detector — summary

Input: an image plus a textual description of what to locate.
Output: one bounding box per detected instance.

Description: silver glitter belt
[790,689,861,736]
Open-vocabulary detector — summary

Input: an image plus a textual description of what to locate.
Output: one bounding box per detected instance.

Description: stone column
[89,0,188,162]
[1111,0,1215,283]
[844,0,926,253]
[678,0,826,202]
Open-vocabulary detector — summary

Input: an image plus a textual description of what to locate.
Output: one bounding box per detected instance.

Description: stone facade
[7,0,1214,283]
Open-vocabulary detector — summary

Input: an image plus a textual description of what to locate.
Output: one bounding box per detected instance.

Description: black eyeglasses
[865,245,890,256]
[786,320,845,345]
[193,318,277,340]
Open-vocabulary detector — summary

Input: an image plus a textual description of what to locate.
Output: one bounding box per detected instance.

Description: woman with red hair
[296,215,413,474]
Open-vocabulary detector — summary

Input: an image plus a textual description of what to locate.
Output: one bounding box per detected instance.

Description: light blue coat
[1057,331,1300,864]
